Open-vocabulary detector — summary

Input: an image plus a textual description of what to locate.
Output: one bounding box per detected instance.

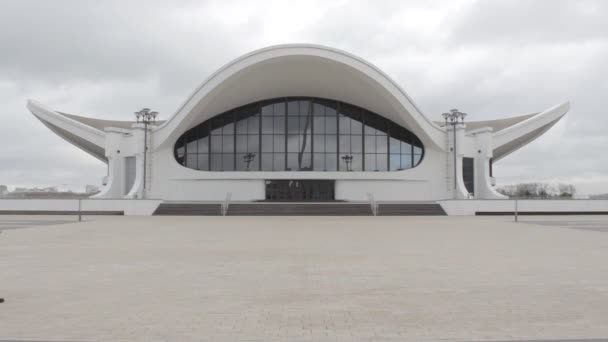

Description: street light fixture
[243,152,256,171]
[442,109,467,192]
[341,154,354,171]
[134,108,158,194]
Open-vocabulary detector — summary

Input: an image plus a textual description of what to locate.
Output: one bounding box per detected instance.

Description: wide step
[153,203,222,216]
[377,203,446,216]
[227,203,372,216]
[153,202,447,216]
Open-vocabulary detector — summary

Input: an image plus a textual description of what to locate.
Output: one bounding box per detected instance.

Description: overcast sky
[1,0,607,194]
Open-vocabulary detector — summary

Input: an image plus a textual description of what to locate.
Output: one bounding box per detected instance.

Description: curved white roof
[27,44,569,162]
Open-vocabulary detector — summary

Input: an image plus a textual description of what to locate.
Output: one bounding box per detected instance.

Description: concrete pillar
[447,124,470,199]
[472,127,507,199]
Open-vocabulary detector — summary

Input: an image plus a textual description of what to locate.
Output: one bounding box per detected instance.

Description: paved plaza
[1,215,608,341]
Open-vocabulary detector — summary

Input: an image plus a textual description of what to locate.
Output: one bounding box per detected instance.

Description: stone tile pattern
[0,215,608,341]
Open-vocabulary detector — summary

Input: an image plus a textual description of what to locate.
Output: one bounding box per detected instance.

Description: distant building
[0,185,8,198]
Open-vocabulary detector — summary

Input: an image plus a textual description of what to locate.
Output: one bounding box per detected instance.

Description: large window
[175,97,424,172]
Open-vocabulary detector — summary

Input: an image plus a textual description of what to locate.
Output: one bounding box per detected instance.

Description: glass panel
[325,116,337,134]
[351,135,362,153]
[274,116,285,134]
[223,135,234,153]
[223,121,234,135]
[236,135,247,153]
[325,153,337,171]
[186,139,197,154]
[273,135,285,152]
[222,153,234,171]
[300,100,311,116]
[197,136,209,153]
[261,153,273,171]
[313,153,325,171]
[313,103,324,116]
[389,137,400,153]
[287,116,299,132]
[299,134,311,153]
[351,118,362,134]
[351,153,362,171]
[210,154,222,171]
[389,153,400,171]
[364,124,377,135]
[247,115,259,134]
[313,135,325,153]
[299,152,312,170]
[236,118,247,134]
[262,116,273,134]
[211,136,222,153]
[376,154,387,171]
[339,115,350,135]
[261,135,273,152]
[401,141,412,154]
[326,135,337,152]
[287,101,299,116]
[401,154,412,170]
[413,153,422,166]
[262,104,273,116]
[365,154,376,171]
[313,116,325,134]
[248,135,259,152]
[198,154,209,170]
[364,135,375,152]
[287,135,299,152]
[273,153,285,171]
[339,135,350,152]
[287,153,298,171]
[186,154,197,169]
[273,102,285,117]
[376,136,387,153]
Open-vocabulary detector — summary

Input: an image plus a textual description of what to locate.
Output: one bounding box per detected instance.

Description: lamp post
[134,108,158,195]
[442,109,467,192]
[341,154,353,171]
[243,152,256,171]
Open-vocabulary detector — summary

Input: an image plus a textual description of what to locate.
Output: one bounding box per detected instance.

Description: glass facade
[174,97,424,172]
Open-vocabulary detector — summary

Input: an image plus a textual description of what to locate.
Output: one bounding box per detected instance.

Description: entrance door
[265,180,335,201]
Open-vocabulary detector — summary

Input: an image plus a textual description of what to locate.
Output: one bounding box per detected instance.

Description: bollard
[78,198,82,222]
[514,199,518,222]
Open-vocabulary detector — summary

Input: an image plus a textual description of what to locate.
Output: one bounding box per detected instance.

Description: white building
[27,44,569,203]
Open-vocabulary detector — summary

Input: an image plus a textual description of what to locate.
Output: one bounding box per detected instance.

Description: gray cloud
[0,0,607,195]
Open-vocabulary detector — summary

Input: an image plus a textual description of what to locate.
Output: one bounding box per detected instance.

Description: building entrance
[265,180,335,201]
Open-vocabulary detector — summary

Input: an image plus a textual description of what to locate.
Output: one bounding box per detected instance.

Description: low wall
[439,199,608,216]
[0,199,162,216]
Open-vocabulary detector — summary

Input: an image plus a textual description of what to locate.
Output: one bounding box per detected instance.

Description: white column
[472,127,507,199]
[447,124,470,199]
[125,124,146,199]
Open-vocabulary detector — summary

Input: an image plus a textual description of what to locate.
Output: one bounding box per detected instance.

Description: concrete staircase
[153,203,222,216]
[153,201,447,216]
[227,203,372,216]
[377,203,446,216]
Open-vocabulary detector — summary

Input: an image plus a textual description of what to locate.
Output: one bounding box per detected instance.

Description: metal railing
[221,192,232,216]
[367,193,378,216]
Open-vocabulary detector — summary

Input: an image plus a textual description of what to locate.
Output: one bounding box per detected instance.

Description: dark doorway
[265,180,335,201]
[463,157,475,195]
